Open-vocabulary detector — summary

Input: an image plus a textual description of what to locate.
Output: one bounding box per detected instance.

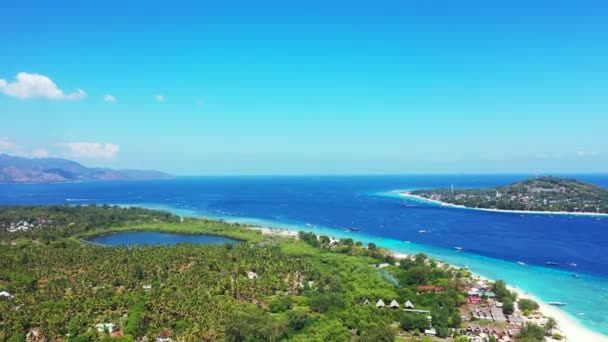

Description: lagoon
[86,231,239,246]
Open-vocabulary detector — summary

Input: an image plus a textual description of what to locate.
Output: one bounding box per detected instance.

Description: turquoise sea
[1,175,607,336]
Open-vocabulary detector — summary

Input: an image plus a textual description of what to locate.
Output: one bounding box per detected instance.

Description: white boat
[549,302,567,306]
[576,313,585,317]
[418,229,427,233]
[568,263,577,267]
[454,247,463,251]
[517,261,526,266]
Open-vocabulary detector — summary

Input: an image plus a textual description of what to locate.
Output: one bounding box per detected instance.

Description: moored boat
[549,302,567,306]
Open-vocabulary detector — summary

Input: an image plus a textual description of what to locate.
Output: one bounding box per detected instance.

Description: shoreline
[115,202,608,340]
[248,225,608,341]
[399,192,608,217]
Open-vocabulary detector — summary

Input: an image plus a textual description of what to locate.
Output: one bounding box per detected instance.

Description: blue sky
[1,0,607,175]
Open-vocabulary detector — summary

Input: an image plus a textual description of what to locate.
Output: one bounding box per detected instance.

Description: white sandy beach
[248,226,300,238]
[529,294,608,342]
[400,192,608,217]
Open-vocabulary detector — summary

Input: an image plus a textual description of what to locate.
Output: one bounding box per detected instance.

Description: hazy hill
[0,153,173,183]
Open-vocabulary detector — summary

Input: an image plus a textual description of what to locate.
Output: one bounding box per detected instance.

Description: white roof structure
[363,299,370,305]
[390,299,399,308]
[424,328,437,336]
[0,291,12,298]
[96,323,114,333]
[405,300,414,309]
[376,299,385,308]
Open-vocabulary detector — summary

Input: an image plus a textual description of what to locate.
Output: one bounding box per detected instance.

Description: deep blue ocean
[1,175,607,335]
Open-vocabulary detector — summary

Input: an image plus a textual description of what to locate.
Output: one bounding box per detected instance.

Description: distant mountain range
[0,153,173,183]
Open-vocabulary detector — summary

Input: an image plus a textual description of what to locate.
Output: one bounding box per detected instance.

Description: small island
[406,176,608,215]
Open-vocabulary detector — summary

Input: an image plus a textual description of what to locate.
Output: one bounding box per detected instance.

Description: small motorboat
[549,302,567,306]
[418,229,427,233]
[454,247,463,251]
[517,261,526,266]
[349,227,360,232]
[568,263,577,267]
[576,313,585,317]
[571,274,580,278]
[546,261,558,266]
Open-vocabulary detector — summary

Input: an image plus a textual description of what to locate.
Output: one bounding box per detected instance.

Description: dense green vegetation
[0,205,180,242]
[0,205,545,341]
[410,176,608,213]
[517,299,539,313]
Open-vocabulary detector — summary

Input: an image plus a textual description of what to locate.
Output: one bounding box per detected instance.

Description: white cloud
[0,72,86,100]
[0,138,18,151]
[103,94,116,103]
[31,148,49,158]
[155,95,165,102]
[60,142,120,159]
[576,151,600,157]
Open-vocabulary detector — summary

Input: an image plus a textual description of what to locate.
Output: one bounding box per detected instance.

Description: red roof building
[159,331,172,338]
[468,295,482,303]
